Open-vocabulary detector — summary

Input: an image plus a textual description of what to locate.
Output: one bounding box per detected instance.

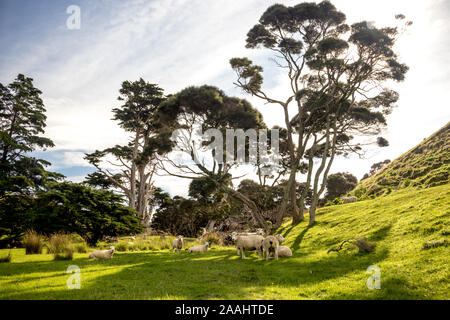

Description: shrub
[354,186,367,198]
[0,251,11,263]
[202,233,222,245]
[48,233,74,260]
[332,197,343,205]
[73,242,88,253]
[115,242,128,252]
[23,230,44,254]
[70,233,85,243]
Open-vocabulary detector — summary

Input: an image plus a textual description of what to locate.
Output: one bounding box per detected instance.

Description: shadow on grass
[1,245,397,300]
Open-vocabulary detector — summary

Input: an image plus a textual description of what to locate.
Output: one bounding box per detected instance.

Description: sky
[1,0,449,197]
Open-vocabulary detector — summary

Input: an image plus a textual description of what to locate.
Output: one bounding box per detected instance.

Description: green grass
[0,184,449,300]
[358,122,449,195]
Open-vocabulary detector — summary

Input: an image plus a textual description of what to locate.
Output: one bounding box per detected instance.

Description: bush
[0,251,11,263]
[354,186,367,199]
[48,233,73,260]
[23,230,44,254]
[70,233,85,243]
[115,242,128,252]
[202,233,222,245]
[332,197,343,205]
[73,242,88,253]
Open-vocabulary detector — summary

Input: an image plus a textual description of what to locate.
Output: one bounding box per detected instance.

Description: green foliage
[73,242,88,254]
[202,233,222,245]
[0,251,11,263]
[0,74,63,195]
[23,230,44,255]
[324,172,358,201]
[31,182,143,245]
[48,233,73,260]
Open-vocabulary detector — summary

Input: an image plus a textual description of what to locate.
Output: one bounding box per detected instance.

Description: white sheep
[172,235,184,253]
[277,245,292,257]
[235,235,264,259]
[88,246,115,259]
[231,229,264,242]
[341,196,357,204]
[262,236,279,261]
[188,242,210,253]
[275,234,285,244]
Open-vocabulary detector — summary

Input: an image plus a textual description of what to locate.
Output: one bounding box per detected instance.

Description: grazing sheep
[172,235,184,253]
[235,235,264,259]
[277,246,292,257]
[262,236,279,261]
[89,246,115,259]
[341,196,357,204]
[188,242,210,253]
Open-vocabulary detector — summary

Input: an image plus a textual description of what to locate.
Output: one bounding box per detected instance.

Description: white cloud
[1,0,449,193]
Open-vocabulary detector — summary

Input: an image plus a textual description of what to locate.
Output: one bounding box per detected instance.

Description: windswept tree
[156,85,271,231]
[85,79,172,225]
[324,172,358,202]
[0,74,62,195]
[230,1,410,226]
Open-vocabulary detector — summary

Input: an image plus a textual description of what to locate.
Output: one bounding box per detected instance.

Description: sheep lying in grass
[172,235,184,253]
[341,196,357,204]
[262,236,279,261]
[277,246,292,257]
[235,235,264,259]
[88,246,115,259]
[188,242,210,253]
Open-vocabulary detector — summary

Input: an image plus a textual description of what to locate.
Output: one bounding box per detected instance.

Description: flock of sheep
[87,229,292,261]
[173,229,292,261]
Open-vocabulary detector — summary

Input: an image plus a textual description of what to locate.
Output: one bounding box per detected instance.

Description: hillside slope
[357,122,449,195]
[0,184,448,299]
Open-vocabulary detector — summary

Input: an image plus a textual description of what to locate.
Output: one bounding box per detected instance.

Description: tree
[0,182,143,246]
[324,172,358,202]
[85,79,172,226]
[230,1,410,226]
[0,74,62,195]
[33,182,143,245]
[156,85,271,231]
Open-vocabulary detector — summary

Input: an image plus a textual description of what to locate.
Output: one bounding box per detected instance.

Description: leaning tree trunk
[227,188,269,233]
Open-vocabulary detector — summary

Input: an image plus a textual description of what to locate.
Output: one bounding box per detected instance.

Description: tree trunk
[227,188,269,233]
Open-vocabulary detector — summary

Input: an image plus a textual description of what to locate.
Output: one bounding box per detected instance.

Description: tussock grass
[23,230,44,255]
[0,251,11,263]
[48,233,73,260]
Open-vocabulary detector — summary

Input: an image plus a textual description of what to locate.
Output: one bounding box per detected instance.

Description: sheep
[188,242,210,253]
[275,234,285,244]
[262,236,279,261]
[88,246,115,259]
[277,246,292,257]
[172,235,184,253]
[235,235,264,259]
[231,229,264,242]
[341,196,357,204]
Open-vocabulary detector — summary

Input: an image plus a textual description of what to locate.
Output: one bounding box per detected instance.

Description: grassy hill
[356,122,449,196]
[0,184,448,300]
